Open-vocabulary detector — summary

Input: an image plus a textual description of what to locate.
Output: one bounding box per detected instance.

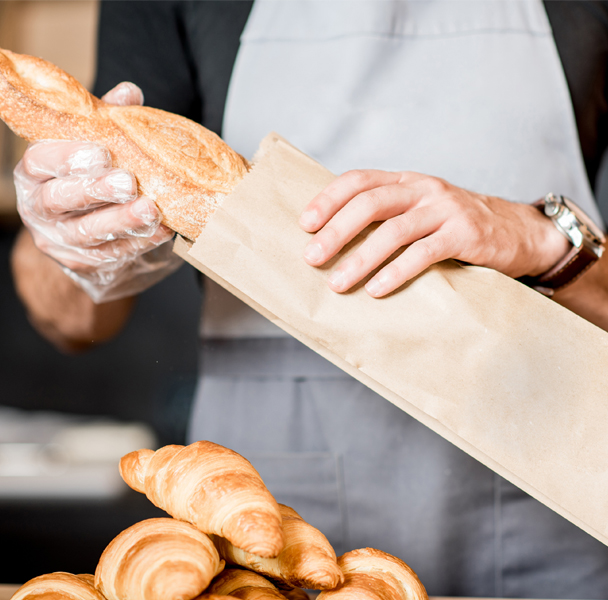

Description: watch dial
[562,196,606,244]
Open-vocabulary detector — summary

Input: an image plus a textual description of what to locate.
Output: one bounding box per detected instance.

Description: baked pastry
[317,548,427,600]
[212,504,343,589]
[0,48,248,240]
[206,569,290,600]
[193,596,239,600]
[195,594,239,600]
[11,573,106,600]
[95,518,223,600]
[280,589,309,600]
[120,442,284,558]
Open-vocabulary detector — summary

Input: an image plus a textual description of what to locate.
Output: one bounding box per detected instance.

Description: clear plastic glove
[14,82,182,303]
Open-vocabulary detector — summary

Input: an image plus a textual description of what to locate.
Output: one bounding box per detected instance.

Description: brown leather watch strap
[518,199,600,296]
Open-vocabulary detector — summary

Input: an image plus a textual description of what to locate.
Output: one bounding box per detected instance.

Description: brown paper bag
[174,133,608,545]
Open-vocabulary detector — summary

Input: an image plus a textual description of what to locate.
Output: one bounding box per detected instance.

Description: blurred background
[0,0,201,582]
[2,0,608,586]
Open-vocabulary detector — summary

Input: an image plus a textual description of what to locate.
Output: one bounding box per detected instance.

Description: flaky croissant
[317,548,427,600]
[95,518,223,600]
[0,48,248,240]
[193,596,239,600]
[11,573,106,600]
[279,589,309,600]
[120,442,284,558]
[212,504,343,589]
[205,569,291,600]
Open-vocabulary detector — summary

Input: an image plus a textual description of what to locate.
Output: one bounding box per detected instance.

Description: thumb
[101,81,144,107]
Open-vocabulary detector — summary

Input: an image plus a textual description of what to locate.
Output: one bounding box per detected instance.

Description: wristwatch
[519,193,606,296]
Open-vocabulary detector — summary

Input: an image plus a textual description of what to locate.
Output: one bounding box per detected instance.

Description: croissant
[280,589,309,600]
[205,569,290,600]
[120,442,284,558]
[193,596,238,600]
[11,573,106,600]
[95,518,223,600]
[317,548,427,600]
[212,504,343,589]
[0,48,248,240]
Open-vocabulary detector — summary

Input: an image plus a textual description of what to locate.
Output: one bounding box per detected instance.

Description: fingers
[29,200,172,273]
[300,170,486,297]
[300,170,409,232]
[365,231,456,297]
[36,227,173,274]
[326,206,444,293]
[34,169,137,216]
[303,183,423,266]
[50,197,162,248]
[101,81,144,107]
[21,140,111,181]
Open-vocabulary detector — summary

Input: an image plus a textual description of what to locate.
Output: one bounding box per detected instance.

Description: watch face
[559,196,606,248]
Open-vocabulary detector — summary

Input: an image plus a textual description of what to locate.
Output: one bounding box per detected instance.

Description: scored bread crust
[0,48,248,240]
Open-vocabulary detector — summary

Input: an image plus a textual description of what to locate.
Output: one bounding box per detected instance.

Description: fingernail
[365,278,383,297]
[104,82,144,106]
[106,170,135,198]
[300,210,318,230]
[67,146,110,174]
[304,243,323,264]
[328,269,347,290]
[132,199,159,227]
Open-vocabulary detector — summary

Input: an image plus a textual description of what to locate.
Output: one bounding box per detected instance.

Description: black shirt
[94,0,608,191]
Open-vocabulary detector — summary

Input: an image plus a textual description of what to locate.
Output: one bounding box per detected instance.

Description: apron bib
[192,2,608,596]
[204,0,603,338]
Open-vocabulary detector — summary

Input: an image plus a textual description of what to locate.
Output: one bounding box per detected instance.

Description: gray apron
[189,2,608,596]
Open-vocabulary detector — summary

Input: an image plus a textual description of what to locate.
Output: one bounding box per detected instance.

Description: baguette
[0,48,248,240]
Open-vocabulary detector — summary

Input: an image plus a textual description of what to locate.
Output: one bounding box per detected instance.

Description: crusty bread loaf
[0,48,248,240]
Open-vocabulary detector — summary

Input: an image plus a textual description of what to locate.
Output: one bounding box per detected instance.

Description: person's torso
[93,3,608,596]
[199,0,605,338]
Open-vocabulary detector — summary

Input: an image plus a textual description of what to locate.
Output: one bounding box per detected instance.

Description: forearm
[10,228,135,353]
[552,251,608,332]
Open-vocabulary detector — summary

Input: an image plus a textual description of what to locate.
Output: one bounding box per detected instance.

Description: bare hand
[299,170,570,297]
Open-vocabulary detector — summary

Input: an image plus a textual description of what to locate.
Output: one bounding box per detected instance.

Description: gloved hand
[14,82,182,303]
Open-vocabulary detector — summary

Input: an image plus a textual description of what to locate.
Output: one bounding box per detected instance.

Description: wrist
[526,203,571,277]
[10,228,135,351]
[519,194,605,296]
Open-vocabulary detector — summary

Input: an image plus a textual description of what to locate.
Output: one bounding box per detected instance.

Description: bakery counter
[1,585,19,600]
[0,587,550,600]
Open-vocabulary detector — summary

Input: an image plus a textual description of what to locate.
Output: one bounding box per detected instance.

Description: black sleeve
[93,1,202,121]
[545,0,608,190]
[93,1,252,135]
[180,1,253,136]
